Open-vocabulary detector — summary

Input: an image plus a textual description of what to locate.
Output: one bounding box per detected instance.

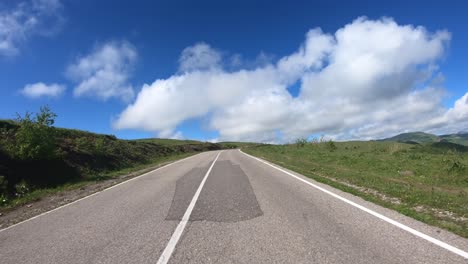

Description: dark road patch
[165,167,207,220]
[165,160,263,222]
[190,160,263,222]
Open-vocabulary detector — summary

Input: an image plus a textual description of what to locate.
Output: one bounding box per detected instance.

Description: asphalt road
[0,150,467,263]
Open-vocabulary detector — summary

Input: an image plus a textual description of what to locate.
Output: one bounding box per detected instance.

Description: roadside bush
[14,180,30,198]
[94,137,106,154]
[327,140,337,151]
[443,150,466,174]
[0,175,7,201]
[75,136,94,152]
[319,135,326,143]
[388,143,403,155]
[295,138,308,147]
[14,106,57,160]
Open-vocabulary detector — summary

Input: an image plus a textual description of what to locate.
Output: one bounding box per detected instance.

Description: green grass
[243,141,468,238]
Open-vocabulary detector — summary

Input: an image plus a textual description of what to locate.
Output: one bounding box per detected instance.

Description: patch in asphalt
[165,161,263,222]
[165,167,207,221]
[190,160,263,222]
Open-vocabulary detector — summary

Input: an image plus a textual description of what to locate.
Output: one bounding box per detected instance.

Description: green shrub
[443,150,466,174]
[14,180,30,198]
[94,137,106,154]
[75,136,93,152]
[319,135,326,143]
[327,140,337,151]
[14,106,57,160]
[0,175,7,200]
[295,138,308,147]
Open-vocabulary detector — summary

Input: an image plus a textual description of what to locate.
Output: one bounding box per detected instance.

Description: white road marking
[239,149,468,259]
[156,151,222,264]
[0,151,210,233]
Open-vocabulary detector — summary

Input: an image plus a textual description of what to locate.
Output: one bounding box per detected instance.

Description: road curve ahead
[0,150,467,263]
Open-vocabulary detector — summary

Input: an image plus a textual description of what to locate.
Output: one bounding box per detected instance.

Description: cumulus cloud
[178,42,222,72]
[20,82,65,98]
[166,131,185,140]
[0,0,64,56]
[67,41,137,101]
[424,92,468,135]
[115,17,466,142]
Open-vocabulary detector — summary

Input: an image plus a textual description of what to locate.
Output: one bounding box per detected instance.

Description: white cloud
[0,0,64,56]
[178,42,222,72]
[300,17,450,101]
[115,17,466,142]
[166,131,184,140]
[20,82,65,98]
[277,28,334,83]
[423,92,468,135]
[67,41,137,101]
[227,51,275,71]
[114,67,281,135]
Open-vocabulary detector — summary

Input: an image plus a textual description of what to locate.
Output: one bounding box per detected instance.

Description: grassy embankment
[0,117,233,210]
[243,141,468,238]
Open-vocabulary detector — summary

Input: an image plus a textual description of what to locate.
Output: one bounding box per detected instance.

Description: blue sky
[1,0,467,142]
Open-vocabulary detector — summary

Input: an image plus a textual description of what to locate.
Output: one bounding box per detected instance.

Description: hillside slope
[439,133,468,146]
[380,132,439,144]
[381,131,468,146]
[0,119,223,201]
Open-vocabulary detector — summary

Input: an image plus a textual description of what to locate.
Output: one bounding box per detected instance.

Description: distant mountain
[439,133,468,146]
[380,132,468,146]
[380,132,439,144]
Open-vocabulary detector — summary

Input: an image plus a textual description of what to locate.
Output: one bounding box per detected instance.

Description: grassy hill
[134,138,205,146]
[380,131,468,146]
[439,133,468,146]
[0,118,227,206]
[380,132,439,144]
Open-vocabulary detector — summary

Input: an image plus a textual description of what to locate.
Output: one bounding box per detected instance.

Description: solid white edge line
[239,149,468,259]
[0,151,210,233]
[156,151,222,264]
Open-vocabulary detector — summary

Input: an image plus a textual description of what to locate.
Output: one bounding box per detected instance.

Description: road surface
[0,150,467,263]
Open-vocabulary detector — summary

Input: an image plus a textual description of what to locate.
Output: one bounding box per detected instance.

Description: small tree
[310,137,318,144]
[295,138,308,147]
[327,139,337,152]
[320,134,326,143]
[15,106,57,160]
